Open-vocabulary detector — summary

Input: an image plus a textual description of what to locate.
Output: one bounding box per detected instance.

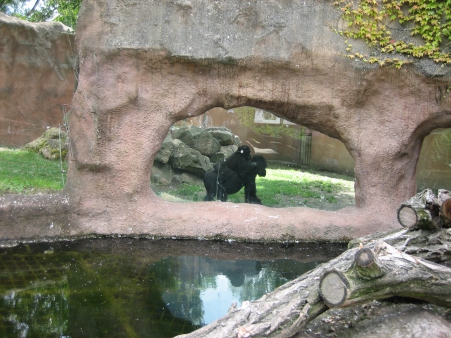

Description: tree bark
[439,189,451,228]
[26,0,41,16]
[397,189,440,230]
[175,246,353,338]
[319,241,451,309]
[175,229,451,338]
[349,228,451,263]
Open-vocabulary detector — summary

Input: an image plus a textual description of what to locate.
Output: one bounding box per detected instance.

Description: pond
[0,238,346,337]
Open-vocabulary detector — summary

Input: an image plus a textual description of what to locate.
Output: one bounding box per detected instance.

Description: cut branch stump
[439,189,451,228]
[397,189,451,230]
[319,241,451,309]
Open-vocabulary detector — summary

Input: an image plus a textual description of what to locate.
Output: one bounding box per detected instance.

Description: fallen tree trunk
[348,227,451,263]
[439,189,451,228]
[175,245,357,338]
[397,189,451,230]
[397,189,440,230]
[176,229,451,338]
[319,241,451,309]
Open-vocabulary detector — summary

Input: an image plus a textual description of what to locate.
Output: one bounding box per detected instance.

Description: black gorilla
[204,145,254,201]
[243,155,267,203]
[203,145,267,204]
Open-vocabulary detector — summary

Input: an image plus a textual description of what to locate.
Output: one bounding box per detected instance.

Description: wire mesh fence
[0,104,71,194]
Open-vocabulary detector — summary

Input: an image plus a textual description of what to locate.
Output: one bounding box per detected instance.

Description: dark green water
[0,238,345,338]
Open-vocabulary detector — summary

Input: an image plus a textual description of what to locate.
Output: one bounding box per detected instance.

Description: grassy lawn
[153,163,356,210]
[1,148,355,210]
[0,148,67,195]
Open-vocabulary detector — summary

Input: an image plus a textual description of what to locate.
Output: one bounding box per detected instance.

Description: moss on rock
[23,127,68,160]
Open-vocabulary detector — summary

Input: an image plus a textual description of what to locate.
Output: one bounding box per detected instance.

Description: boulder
[170,139,213,177]
[155,134,174,164]
[205,127,239,146]
[173,172,204,186]
[303,305,451,338]
[172,126,221,157]
[209,145,238,164]
[23,127,68,160]
[154,129,239,177]
[151,163,174,185]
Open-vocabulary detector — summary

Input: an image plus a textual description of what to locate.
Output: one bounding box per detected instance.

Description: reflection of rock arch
[2,0,451,242]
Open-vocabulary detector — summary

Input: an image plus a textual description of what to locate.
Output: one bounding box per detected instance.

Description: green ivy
[333,0,451,68]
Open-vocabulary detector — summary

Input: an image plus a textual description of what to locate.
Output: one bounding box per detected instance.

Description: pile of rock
[152,126,240,186]
[23,127,68,160]
[22,125,239,186]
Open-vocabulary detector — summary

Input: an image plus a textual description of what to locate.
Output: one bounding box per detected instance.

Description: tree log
[175,231,451,338]
[349,228,451,263]
[175,246,360,338]
[397,204,436,229]
[319,241,451,309]
[439,189,451,228]
[397,189,443,230]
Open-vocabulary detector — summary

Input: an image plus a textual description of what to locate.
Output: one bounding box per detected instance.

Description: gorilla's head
[252,155,267,177]
[237,145,251,160]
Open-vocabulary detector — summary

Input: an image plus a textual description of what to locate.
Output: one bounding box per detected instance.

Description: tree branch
[320,241,451,309]
[26,0,40,16]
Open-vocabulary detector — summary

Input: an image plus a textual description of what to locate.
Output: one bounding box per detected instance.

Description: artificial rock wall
[2,0,451,242]
[0,14,76,147]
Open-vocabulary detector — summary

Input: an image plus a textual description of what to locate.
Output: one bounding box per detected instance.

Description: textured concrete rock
[23,127,68,160]
[154,134,174,164]
[153,128,237,182]
[172,126,221,156]
[209,145,238,163]
[206,127,237,146]
[174,172,203,186]
[170,139,213,176]
[1,0,451,243]
[351,308,451,338]
[0,14,76,147]
[151,163,174,186]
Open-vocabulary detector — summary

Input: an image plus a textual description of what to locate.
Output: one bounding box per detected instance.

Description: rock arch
[2,0,451,242]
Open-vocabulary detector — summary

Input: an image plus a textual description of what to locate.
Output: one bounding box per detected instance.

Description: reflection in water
[199,274,233,324]
[155,256,321,327]
[0,239,345,337]
[2,279,69,337]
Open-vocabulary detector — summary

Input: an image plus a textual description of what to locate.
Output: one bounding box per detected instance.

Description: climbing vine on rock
[333,0,451,68]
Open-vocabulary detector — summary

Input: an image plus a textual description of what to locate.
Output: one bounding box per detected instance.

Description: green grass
[251,167,349,206]
[0,148,67,195]
[0,148,355,209]
[153,164,355,209]
[165,184,205,202]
